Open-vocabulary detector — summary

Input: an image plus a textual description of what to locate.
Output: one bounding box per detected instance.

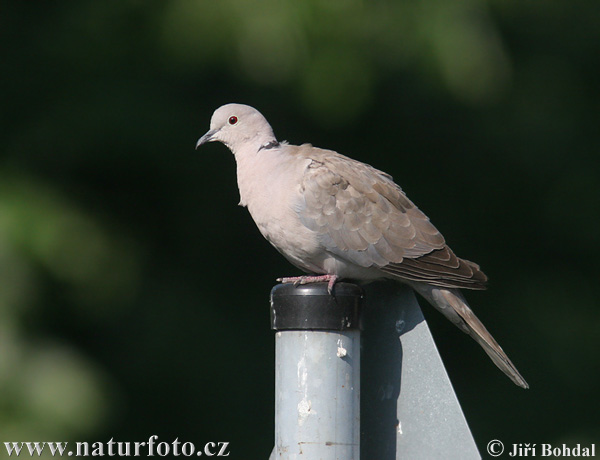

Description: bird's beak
[195,129,218,149]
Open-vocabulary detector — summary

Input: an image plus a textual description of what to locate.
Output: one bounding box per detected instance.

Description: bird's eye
[228,116,238,125]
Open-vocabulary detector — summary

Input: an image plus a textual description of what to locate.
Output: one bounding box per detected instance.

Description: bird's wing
[295,145,487,289]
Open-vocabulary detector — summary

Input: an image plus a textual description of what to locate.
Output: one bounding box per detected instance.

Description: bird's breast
[235,150,320,265]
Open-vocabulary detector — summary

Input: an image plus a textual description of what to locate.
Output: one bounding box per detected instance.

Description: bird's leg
[277,274,338,294]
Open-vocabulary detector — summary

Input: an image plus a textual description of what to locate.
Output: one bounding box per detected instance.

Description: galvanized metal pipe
[270,282,363,460]
[269,281,480,460]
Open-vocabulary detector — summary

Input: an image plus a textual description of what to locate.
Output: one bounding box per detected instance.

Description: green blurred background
[1,0,598,457]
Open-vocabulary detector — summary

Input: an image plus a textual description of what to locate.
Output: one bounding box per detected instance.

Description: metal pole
[270,282,363,460]
[361,282,481,460]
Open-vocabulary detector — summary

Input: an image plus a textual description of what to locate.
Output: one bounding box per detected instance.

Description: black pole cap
[270,282,363,331]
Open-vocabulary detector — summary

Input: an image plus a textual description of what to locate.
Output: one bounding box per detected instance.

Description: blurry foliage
[161,0,513,124]
[0,173,135,447]
[1,0,599,457]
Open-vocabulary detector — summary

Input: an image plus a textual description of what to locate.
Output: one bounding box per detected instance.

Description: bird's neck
[233,141,288,208]
[228,130,276,154]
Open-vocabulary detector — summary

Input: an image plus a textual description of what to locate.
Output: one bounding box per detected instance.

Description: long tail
[409,282,529,389]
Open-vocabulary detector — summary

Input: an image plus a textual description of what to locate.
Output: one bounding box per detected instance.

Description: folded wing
[296,145,487,289]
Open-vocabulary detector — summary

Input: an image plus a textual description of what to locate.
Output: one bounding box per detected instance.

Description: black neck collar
[258,140,280,152]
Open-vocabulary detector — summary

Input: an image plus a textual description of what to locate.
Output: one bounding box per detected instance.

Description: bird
[196,103,528,389]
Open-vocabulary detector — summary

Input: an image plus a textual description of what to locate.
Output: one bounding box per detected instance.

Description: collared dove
[196,103,528,389]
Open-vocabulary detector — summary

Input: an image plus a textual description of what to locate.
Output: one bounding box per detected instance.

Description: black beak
[195,129,218,149]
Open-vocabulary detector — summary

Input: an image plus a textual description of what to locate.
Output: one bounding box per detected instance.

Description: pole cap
[270,282,363,331]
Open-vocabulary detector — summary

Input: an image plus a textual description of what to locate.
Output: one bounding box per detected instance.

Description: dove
[196,103,528,389]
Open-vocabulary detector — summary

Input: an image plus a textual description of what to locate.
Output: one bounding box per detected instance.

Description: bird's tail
[409,283,529,389]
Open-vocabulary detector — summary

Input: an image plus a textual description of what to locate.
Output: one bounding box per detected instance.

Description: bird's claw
[277,275,338,295]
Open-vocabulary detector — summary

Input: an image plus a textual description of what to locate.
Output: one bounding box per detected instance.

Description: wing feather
[294,144,487,288]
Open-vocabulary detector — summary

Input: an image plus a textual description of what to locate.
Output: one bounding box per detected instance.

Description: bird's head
[196,103,277,153]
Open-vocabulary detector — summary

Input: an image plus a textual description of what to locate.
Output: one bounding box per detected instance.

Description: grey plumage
[196,103,528,389]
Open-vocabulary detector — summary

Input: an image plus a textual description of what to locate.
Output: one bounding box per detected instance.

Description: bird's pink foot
[277,274,338,294]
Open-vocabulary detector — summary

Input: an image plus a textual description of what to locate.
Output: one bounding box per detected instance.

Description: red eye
[228,116,238,125]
